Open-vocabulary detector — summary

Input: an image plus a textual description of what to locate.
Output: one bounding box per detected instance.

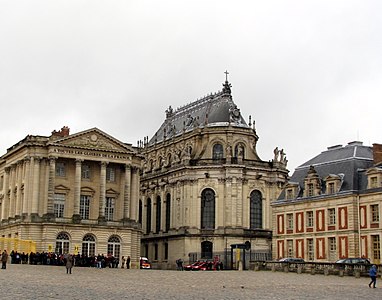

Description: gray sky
[1,0,381,173]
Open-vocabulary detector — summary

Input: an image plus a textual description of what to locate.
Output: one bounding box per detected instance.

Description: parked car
[335,258,371,265]
[140,257,152,269]
[278,258,305,263]
[184,261,213,271]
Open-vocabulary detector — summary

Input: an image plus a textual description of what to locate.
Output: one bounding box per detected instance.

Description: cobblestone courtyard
[0,264,380,299]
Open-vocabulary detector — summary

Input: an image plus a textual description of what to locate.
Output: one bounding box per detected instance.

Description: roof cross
[224,70,229,82]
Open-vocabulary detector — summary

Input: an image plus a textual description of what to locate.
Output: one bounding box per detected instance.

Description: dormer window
[324,174,342,195]
[283,182,299,200]
[286,189,293,200]
[328,182,335,194]
[303,166,321,197]
[366,168,382,189]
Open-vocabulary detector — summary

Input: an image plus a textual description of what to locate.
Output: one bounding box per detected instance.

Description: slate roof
[277,142,374,200]
[148,81,249,146]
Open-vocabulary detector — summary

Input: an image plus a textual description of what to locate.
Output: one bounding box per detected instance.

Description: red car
[184,261,213,271]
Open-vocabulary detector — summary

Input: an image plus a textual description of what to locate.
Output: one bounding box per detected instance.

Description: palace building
[0,127,143,268]
[138,79,289,269]
[273,142,382,264]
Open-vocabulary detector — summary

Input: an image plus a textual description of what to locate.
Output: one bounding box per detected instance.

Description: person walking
[126,256,131,269]
[121,256,126,268]
[369,265,378,288]
[1,250,8,269]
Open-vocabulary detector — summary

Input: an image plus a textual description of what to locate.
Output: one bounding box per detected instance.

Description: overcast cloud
[0,0,381,173]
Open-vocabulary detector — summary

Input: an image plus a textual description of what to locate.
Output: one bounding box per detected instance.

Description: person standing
[1,250,8,269]
[65,254,73,274]
[126,256,131,269]
[121,256,126,268]
[369,265,378,288]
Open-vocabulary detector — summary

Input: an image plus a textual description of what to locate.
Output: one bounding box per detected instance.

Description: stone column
[130,167,139,221]
[22,157,31,216]
[123,164,131,219]
[46,157,57,217]
[1,167,10,221]
[98,161,107,220]
[9,164,16,218]
[73,159,82,218]
[15,161,23,218]
[31,157,41,215]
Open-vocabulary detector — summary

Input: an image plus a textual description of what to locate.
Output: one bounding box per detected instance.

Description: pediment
[49,128,133,153]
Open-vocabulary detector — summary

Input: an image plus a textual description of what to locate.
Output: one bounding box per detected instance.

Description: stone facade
[138,80,289,269]
[0,127,143,268]
[273,142,382,264]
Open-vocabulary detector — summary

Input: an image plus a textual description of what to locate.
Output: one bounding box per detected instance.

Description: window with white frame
[328,208,336,225]
[328,182,335,194]
[307,183,314,197]
[81,164,91,179]
[306,211,314,228]
[105,197,115,221]
[328,237,336,261]
[372,235,381,260]
[371,204,379,223]
[106,166,115,182]
[287,213,293,230]
[80,195,91,219]
[287,240,293,257]
[54,193,65,218]
[55,162,66,177]
[370,176,378,188]
[307,239,314,261]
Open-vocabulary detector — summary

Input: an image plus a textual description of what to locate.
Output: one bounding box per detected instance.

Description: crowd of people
[4,250,130,269]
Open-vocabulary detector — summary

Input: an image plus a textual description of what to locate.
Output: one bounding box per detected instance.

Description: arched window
[55,232,70,254]
[250,190,263,229]
[156,196,161,233]
[138,200,143,224]
[165,193,171,232]
[212,143,224,160]
[82,234,96,257]
[201,241,213,259]
[107,235,121,258]
[146,198,152,234]
[201,188,215,229]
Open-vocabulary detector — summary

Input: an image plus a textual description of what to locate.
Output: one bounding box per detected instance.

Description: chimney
[373,143,382,165]
[51,126,70,139]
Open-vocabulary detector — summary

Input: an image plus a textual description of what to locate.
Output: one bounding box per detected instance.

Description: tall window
[307,239,314,261]
[138,200,143,224]
[201,241,213,259]
[54,193,65,218]
[165,194,171,232]
[328,237,336,262]
[370,176,378,188]
[82,234,96,257]
[154,244,158,260]
[164,243,168,260]
[105,197,115,221]
[306,211,314,228]
[307,183,314,197]
[81,164,91,179]
[372,235,381,260]
[106,166,115,182]
[80,195,91,219]
[328,182,335,194]
[156,196,161,233]
[55,232,70,254]
[328,208,336,225]
[55,162,66,177]
[287,240,293,257]
[371,204,379,223]
[201,188,215,229]
[107,236,121,258]
[250,190,262,229]
[287,213,294,230]
[146,198,152,234]
[212,143,224,160]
